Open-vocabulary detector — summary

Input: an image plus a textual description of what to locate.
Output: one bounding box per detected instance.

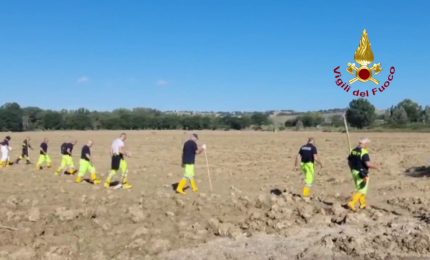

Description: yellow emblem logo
[347,29,382,84]
[333,29,396,97]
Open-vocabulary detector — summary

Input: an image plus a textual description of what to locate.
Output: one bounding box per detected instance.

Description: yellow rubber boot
[91,173,101,185]
[303,186,311,198]
[176,179,187,195]
[68,168,77,175]
[104,176,112,188]
[75,176,83,183]
[190,178,199,192]
[122,177,132,189]
[348,193,361,212]
[55,168,62,176]
[359,193,367,209]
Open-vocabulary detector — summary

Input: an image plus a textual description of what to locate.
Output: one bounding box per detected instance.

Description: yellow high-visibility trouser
[37,154,52,166]
[352,169,369,195]
[183,164,195,179]
[57,155,75,172]
[107,159,128,179]
[78,159,96,177]
[301,162,315,187]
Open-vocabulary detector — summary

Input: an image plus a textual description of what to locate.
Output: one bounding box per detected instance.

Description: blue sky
[0,0,428,112]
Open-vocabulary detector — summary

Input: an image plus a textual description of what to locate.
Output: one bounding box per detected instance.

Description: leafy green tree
[64,108,92,130]
[390,106,409,125]
[0,103,24,131]
[42,110,63,130]
[220,116,250,130]
[295,119,304,131]
[330,114,344,127]
[395,99,421,122]
[346,99,376,128]
[297,112,324,127]
[284,118,297,127]
[424,106,430,124]
[112,109,133,129]
[100,116,123,130]
[22,107,44,130]
[250,112,270,126]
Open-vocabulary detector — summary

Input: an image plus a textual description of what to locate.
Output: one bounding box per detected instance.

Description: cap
[5,136,11,140]
[192,133,199,140]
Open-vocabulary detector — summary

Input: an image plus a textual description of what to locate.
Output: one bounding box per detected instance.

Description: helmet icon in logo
[347,29,382,84]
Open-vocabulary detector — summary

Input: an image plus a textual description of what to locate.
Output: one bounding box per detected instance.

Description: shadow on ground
[405,166,430,178]
[270,188,284,196]
[171,183,189,192]
[416,214,430,224]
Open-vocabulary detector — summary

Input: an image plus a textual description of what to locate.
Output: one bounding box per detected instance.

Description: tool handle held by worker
[204,149,213,192]
[343,113,352,153]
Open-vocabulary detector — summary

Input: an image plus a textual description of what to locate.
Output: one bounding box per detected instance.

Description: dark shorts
[111,154,123,170]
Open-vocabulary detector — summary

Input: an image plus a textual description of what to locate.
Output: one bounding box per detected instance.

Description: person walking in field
[36,138,52,170]
[104,133,132,189]
[347,138,379,211]
[55,140,78,175]
[294,137,323,198]
[0,136,12,168]
[15,137,33,165]
[75,140,101,184]
[176,133,206,195]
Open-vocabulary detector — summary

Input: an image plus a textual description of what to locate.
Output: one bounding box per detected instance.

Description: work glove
[201,144,207,150]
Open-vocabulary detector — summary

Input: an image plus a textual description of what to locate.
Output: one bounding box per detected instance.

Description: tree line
[0,99,428,132]
[346,98,430,129]
[284,98,430,129]
[0,103,270,131]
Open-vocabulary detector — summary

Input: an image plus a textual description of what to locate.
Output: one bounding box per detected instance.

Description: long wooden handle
[204,150,213,192]
[343,113,352,153]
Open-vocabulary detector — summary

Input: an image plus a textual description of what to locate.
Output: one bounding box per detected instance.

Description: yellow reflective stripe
[360,148,368,159]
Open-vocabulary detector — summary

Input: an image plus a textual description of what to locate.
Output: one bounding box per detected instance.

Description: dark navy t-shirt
[61,143,68,155]
[81,145,91,161]
[1,139,9,146]
[40,142,48,155]
[348,147,370,171]
[182,140,198,164]
[66,143,74,155]
[22,140,31,152]
[299,143,317,163]
[61,143,74,155]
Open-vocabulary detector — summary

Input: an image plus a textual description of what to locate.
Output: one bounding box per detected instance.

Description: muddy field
[0,130,429,259]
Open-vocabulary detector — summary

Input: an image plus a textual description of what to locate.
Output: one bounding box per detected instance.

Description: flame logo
[354,30,374,66]
[347,29,382,84]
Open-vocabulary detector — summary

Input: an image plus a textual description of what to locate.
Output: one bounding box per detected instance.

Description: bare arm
[314,154,323,168]
[294,154,301,170]
[365,161,379,170]
[196,144,206,155]
[120,146,131,157]
[362,161,379,184]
